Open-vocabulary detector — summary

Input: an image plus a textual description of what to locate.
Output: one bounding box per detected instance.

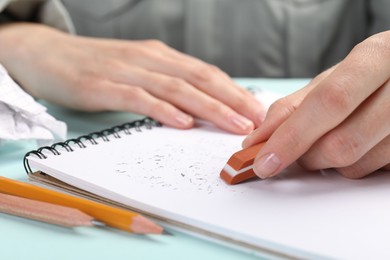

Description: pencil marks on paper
[112,130,244,195]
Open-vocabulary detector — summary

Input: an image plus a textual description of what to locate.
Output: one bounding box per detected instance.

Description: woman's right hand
[243,31,390,179]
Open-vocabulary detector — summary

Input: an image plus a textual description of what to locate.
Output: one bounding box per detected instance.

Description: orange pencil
[0,176,163,234]
[0,193,103,227]
[220,142,266,185]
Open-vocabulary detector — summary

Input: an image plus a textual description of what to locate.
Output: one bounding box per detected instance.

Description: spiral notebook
[24,118,390,259]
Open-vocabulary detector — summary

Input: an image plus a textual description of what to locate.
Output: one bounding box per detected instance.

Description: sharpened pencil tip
[131,215,164,234]
[91,219,106,227]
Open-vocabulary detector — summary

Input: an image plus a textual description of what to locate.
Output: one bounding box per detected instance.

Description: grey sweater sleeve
[0,0,74,33]
[0,1,43,23]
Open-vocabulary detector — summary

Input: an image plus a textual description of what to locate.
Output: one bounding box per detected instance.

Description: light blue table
[0,79,309,260]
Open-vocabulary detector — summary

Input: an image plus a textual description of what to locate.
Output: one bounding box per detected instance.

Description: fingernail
[175,113,193,127]
[254,153,281,179]
[256,108,267,125]
[230,115,254,132]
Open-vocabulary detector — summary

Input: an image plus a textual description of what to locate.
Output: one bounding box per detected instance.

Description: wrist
[0,23,30,64]
[0,23,54,65]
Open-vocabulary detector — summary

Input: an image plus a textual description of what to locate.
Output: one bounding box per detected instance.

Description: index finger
[175,56,266,126]
[153,43,267,125]
[252,34,390,178]
[132,46,266,126]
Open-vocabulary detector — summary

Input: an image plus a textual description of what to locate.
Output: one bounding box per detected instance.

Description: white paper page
[27,122,390,260]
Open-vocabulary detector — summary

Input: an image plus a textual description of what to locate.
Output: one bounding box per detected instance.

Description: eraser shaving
[220,142,266,185]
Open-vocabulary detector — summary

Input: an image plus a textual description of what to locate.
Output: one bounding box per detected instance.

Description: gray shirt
[59,0,390,78]
[3,0,390,77]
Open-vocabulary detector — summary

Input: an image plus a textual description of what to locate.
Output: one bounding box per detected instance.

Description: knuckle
[318,80,353,116]
[143,39,167,49]
[267,97,297,118]
[121,42,151,58]
[320,132,362,167]
[68,75,108,110]
[280,125,307,155]
[336,164,366,179]
[270,97,291,111]
[105,59,127,72]
[127,86,146,99]
[74,74,100,91]
[189,64,216,84]
[209,64,231,80]
[267,98,285,116]
[231,96,249,110]
[356,32,390,59]
[202,99,226,116]
[147,101,169,116]
[162,78,188,95]
[223,91,249,110]
[209,64,223,73]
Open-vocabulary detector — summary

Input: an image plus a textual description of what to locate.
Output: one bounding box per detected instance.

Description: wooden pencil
[0,177,163,234]
[0,193,103,227]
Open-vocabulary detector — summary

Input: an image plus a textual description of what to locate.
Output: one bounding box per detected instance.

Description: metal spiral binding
[23,117,161,174]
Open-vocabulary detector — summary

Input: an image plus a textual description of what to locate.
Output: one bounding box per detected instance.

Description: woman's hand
[243,31,390,179]
[0,23,265,134]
